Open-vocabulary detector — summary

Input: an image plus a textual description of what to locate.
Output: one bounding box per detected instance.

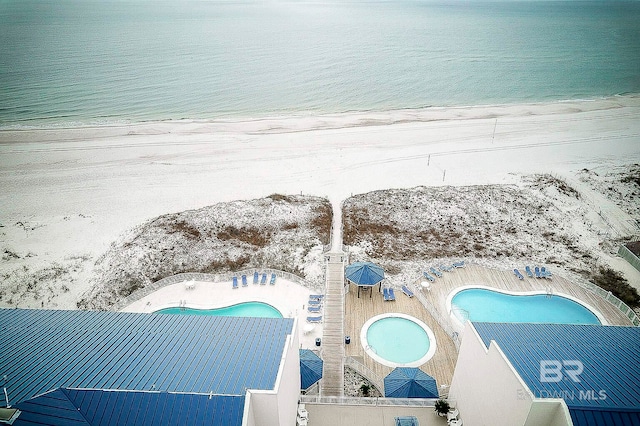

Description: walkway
[320,252,345,396]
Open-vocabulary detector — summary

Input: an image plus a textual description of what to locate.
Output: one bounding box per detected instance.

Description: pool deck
[343,264,634,396]
[121,276,324,349]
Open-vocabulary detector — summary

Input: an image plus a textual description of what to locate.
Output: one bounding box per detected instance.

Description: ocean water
[1,0,639,128]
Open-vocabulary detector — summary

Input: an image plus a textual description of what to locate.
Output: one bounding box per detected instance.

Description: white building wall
[448,322,538,426]
[525,399,573,426]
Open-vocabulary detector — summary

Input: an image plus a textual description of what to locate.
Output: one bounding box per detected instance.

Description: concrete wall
[247,321,301,426]
[448,323,540,426]
[525,399,573,426]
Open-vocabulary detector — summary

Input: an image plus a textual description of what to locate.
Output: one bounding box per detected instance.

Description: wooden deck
[343,263,633,396]
[320,252,346,397]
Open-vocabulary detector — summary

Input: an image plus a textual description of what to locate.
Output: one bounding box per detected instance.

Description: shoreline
[1,93,638,138]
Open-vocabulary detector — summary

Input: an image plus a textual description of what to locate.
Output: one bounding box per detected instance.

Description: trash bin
[345,335,351,344]
[315,338,321,347]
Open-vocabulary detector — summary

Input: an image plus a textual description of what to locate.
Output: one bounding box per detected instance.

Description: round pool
[448,286,604,325]
[360,314,437,368]
[155,301,282,318]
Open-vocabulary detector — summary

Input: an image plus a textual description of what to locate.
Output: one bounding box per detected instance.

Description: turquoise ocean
[1,0,639,128]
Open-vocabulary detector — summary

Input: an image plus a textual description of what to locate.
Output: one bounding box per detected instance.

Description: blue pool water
[451,288,601,325]
[155,302,282,318]
[366,317,431,364]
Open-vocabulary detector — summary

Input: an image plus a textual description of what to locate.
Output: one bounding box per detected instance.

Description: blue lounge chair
[308,305,322,313]
[261,273,267,285]
[308,299,322,306]
[383,287,390,301]
[232,276,238,289]
[534,266,541,278]
[525,266,533,278]
[423,272,435,282]
[309,294,324,300]
[430,267,443,278]
[514,269,524,280]
[453,261,465,268]
[388,288,396,301]
[541,266,552,278]
[307,316,322,323]
[253,272,259,284]
[242,275,248,287]
[270,273,276,285]
[401,285,414,298]
[439,264,453,272]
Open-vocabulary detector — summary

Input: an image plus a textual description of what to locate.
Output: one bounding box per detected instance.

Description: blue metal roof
[299,349,323,390]
[13,388,245,426]
[473,322,640,426]
[0,309,294,407]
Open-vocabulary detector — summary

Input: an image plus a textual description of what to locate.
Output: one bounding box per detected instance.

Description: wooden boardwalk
[320,252,346,396]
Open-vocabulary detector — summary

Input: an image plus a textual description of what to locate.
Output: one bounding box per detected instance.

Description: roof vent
[0,408,21,425]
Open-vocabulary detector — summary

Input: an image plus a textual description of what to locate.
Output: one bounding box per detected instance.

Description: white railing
[344,357,384,395]
[299,395,437,406]
[112,268,315,311]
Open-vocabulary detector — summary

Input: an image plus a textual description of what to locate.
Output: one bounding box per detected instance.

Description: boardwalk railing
[345,357,385,396]
[300,395,437,407]
[414,288,461,350]
[112,268,315,311]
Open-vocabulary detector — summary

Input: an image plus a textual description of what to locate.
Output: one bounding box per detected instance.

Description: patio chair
[383,287,390,301]
[453,261,465,268]
[440,264,453,272]
[388,288,396,301]
[447,408,459,422]
[253,271,259,284]
[242,275,248,287]
[270,273,276,285]
[423,272,435,282]
[308,305,322,313]
[541,266,552,278]
[430,267,443,278]
[309,294,324,300]
[232,276,238,289]
[308,299,322,306]
[525,266,533,278]
[401,285,414,298]
[307,316,322,323]
[514,269,524,280]
[261,273,267,285]
[534,266,541,278]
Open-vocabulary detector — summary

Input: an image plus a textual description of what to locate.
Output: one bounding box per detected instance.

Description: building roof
[0,309,294,407]
[473,322,640,426]
[13,388,245,426]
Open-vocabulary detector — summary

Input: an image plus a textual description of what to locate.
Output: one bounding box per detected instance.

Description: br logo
[540,360,583,383]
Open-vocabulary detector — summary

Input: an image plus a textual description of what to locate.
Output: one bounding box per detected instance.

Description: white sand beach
[1,95,639,310]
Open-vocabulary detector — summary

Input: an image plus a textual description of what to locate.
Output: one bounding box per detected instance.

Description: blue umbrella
[300,349,323,390]
[384,367,439,398]
[345,262,384,298]
[345,261,385,285]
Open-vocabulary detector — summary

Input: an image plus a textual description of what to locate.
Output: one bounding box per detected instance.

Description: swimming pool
[155,302,282,318]
[448,287,603,325]
[360,314,437,368]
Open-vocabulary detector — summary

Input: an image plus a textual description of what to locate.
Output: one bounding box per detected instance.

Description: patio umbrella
[384,367,439,398]
[299,349,323,390]
[345,262,384,298]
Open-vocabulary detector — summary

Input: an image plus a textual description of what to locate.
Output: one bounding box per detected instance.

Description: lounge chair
[453,261,465,268]
[423,272,435,282]
[308,305,322,313]
[388,288,396,301]
[232,276,238,289]
[309,294,324,300]
[383,287,390,301]
[307,316,322,323]
[525,266,533,278]
[242,275,248,287]
[261,273,267,285]
[308,299,322,306]
[439,264,453,272]
[270,273,276,285]
[253,271,259,284]
[401,285,414,298]
[514,269,524,280]
[430,267,443,278]
[534,266,541,278]
[541,266,552,278]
